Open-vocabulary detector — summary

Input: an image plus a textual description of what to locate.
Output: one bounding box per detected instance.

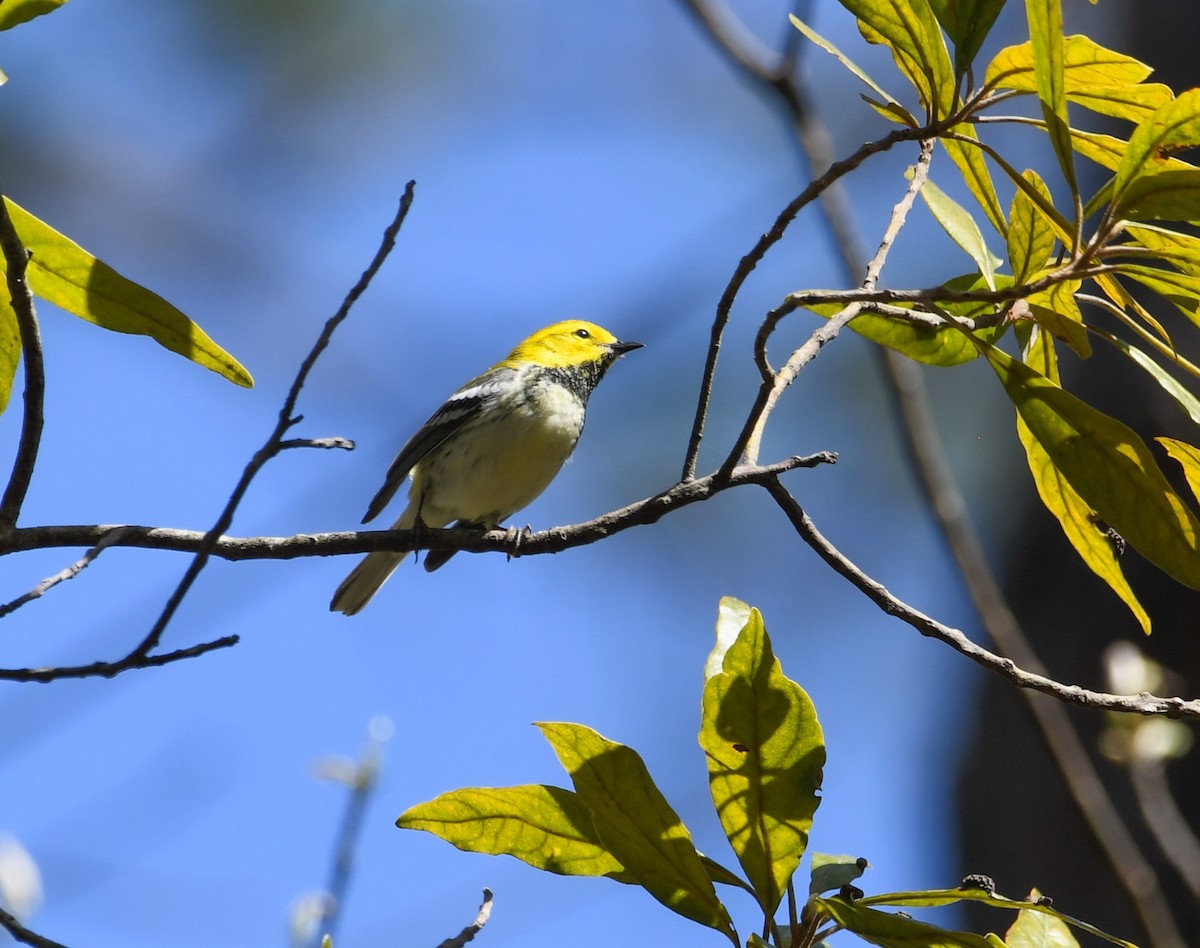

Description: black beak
[611,340,644,356]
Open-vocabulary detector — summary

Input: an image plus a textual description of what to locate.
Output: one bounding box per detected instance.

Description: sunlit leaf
[1027,280,1090,358]
[1016,331,1149,633]
[0,199,253,387]
[699,604,824,915]
[928,0,1006,78]
[1158,438,1200,511]
[841,0,956,119]
[0,308,17,415]
[1094,327,1200,427]
[0,0,67,31]
[1114,168,1200,223]
[537,722,736,941]
[1008,169,1057,283]
[942,125,1008,236]
[987,35,1156,94]
[810,853,868,896]
[815,895,996,947]
[1117,89,1200,199]
[980,339,1200,591]
[396,784,631,880]
[1006,890,1081,948]
[917,173,1002,288]
[705,595,753,680]
[1125,222,1200,275]
[1068,84,1174,125]
[1024,0,1076,194]
[790,14,907,115]
[1116,264,1200,324]
[1093,271,1173,347]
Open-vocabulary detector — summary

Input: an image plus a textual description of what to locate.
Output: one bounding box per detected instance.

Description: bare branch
[0,634,239,683]
[764,477,1200,721]
[435,889,493,948]
[0,194,45,532]
[0,908,67,948]
[737,138,936,469]
[129,183,417,663]
[0,526,132,618]
[3,454,837,563]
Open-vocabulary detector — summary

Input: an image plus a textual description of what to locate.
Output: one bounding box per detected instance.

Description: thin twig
[737,138,935,469]
[0,634,239,683]
[435,889,493,948]
[0,908,68,948]
[0,526,132,618]
[679,124,924,482]
[0,194,46,532]
[129,183,416,663]
[763,478,1200,721]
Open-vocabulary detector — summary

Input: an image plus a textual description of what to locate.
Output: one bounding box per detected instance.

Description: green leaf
[1024,0,1076,195]
[0,305,17,415]
[396,784,632,880]
[1005,891,1081,947]
[699,606,825,915]
[1115,264,1200,323]
[841,0,956,119]
[979,338,1200,591]
[1114,168,1200,223]
[928,0,1006,78]
[810,853,869,895]
[942,125,1008,236]
[705,595,753,680]
[537,722,737,941]
[1117,89,1200,200]
[1158,438,1200,510]
[858,889,1139,948]
[1068,84,1174,125]
[789,14,910,120]
[1008,170,1057,284]
[987,35,1157,94]
[0,0,67,30]
[815,895,997,947]
[1026,280,1090,359]
[917,174,1002,288]
[1094,327,1200,427]
[0,199,253,387]
[1125,222,1200,275]
[1016,331,1149,633]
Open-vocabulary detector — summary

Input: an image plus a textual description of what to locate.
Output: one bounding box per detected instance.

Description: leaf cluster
[398,598,1133,947]
[788,0,1200,633]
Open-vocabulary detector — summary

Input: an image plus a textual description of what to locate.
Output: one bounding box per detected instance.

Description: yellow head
[502,320,642,370]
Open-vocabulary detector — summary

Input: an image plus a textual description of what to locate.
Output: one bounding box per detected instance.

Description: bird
[330,319,643,615]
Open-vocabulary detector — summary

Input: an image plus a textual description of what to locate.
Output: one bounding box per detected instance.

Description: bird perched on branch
[330,320,643,615]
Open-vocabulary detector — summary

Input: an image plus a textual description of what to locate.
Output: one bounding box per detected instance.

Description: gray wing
[361,371,510,522]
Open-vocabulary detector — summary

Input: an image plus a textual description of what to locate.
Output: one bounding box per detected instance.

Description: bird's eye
[574,328,590,339]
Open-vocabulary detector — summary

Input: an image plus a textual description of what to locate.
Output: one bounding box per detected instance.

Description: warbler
[330,319,642,615]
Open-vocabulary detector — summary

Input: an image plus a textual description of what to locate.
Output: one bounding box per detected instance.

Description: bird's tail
[330,509,418,616]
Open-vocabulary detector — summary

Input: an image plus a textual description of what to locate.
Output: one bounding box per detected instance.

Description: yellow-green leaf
[1125,222,1200,276]
[1017,331,1148,633]
[1068,84,1173,125]
[980,339,1200,591]
[1024,0,1076,194]
[0,199,252,387]
[1117,89,1200,199]
[1114,168,1200,223]
[1158,438,1200,510]
[789,14,907,115]
[841,0,956,119]
[1005,890,1081,948]
[815,895,996,947]
[537,722,736,941]
[809,853,868,896]
[927,0,1006,78]
[1094,327,1200,426]
[987,35,1155,94]
[0,306,17,414]
[1008,170,1057,284]
[0,0,67,31]
[699,604,824,915]
[942,125,1007,236]
[918,174,1002,288]
[1026,280,1091,359]
[396,784,631,880]
[1116,264,1200,324]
